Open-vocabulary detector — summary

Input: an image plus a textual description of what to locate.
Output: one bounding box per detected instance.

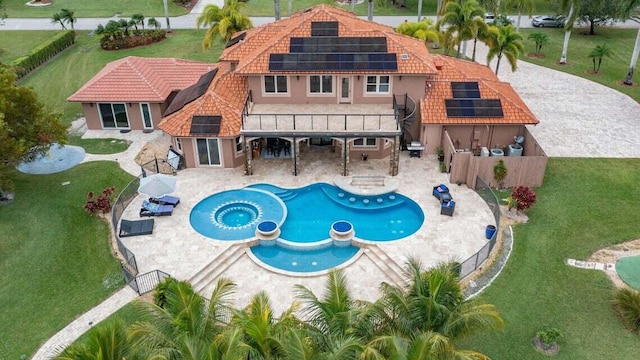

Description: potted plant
[436,147,445,162]
[534,327,562,355]
[439,161,447,173]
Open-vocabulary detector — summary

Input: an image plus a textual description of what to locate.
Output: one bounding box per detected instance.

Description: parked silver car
[531,15,565,28]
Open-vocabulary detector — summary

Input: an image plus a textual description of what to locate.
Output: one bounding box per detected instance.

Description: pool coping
[333,176,399,196]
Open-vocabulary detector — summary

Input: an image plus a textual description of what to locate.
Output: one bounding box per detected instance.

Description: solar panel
[451,82,481,98]
[289,37,387,53]
[164,69,218,116]
[445,99,503,117]
[311,21,339,37]
[269,53,397,71]
[190,115,221,135]
[225,32,246,48]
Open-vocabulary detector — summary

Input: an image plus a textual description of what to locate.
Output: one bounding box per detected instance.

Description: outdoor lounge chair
[440,200,456,216]
[140,200,174,217]
[119,219,155,237]
[149,195,180,207]
[432,184,449,200]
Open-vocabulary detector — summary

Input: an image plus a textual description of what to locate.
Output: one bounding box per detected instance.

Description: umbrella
[138,174,176,198]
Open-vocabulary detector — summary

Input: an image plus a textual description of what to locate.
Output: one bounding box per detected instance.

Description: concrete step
[360,244,406,287]
[190,244,251,293]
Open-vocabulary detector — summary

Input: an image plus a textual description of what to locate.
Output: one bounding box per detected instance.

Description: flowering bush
[511,185,537,211]
[84,186,116,215]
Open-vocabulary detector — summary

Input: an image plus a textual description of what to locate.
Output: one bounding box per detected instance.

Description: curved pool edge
[246,245,366,278]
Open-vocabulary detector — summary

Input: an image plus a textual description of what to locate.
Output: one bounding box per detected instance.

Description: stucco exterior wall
[81,102,164,130]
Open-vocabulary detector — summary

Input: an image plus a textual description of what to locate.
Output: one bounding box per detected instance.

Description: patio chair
[440,200,455,216]
[119,219,155,237]
[149,195,180,207]
[432,184,450,201]
[140,200,174,217]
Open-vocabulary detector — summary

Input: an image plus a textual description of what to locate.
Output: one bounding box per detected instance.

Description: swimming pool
[190,182,424,273]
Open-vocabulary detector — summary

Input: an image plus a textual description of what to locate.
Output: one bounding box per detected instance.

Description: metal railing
[458,176,501,279]
[242,113,398,133]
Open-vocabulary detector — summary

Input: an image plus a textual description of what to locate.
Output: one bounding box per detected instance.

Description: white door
[339,76,351,104]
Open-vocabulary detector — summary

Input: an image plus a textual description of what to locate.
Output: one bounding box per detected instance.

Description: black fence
[132,270,171,295]
[458,176,501,280]
[112,176,142,281]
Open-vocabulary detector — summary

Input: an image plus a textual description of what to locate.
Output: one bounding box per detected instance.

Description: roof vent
[435,60,443,70]
[401,54,409,60]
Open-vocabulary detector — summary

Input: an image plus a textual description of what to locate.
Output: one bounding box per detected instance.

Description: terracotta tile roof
[67,57,216,103]
[158,62,248,138]
[223,5,437,75]
[420,55,538,125]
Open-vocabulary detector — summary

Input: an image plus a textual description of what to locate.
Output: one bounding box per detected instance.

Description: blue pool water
[190,182,424,273]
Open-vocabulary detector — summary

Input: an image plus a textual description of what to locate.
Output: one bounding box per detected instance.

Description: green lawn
[462,158,640,359]
[4,0,187,19]
[67,135,131,154]
[17,30,223,127]
[518,27,640,103]
[0,162,134,360]
[0,30,65,63]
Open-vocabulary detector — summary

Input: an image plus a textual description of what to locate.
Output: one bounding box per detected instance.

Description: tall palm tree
[196,0,253,50]
[485,24,524,75]
[437,0,486,58]
[60,9,76,30]
[622,0,640,85]
[469,16,490,62]
[395,19,440,48]
[131,13,145,31]
[504,0,535,32]
[274,0,281,20]
[51,12,66,30]
[559,0,580,64]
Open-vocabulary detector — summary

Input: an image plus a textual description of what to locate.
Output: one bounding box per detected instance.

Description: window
[196,138,221,166]
[175,138,182,151]
[264,75,288,94]
[235,136,243,153]
[140,103,153,129]
[365,75,390,94]
[98,103,129,128]
[353,138,377,147]
[309,75,333,94]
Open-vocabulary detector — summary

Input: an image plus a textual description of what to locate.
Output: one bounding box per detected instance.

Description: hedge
[12,30,76,79]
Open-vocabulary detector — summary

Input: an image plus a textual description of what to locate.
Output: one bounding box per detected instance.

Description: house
[67,57,216,131]
[69,5,547,187]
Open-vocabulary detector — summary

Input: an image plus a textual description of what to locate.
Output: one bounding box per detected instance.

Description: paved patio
[119,146,493,314]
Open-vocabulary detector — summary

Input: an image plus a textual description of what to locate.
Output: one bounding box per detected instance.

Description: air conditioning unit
[480,147,489,157]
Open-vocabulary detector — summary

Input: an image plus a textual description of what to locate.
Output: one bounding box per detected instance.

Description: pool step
[350,175,386,189]
[360,244,407,287]
[276,190,297,201]
[190,243,253,295]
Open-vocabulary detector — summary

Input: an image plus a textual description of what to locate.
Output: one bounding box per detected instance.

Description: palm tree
[131,13,145,31]
[485,24,524,75]
[395,19,440,48]
[129,278,238,359]
[51,12,66,30]
[622,0,640,85]
[437,0,486,58]
[504,0,535,32]
[148,17,161,30]
[118,18,131,36]
[60,9,76,30]
[559,0,580,64]
[527,31,549,55]
[196,0,253,50]
[469,16,490,62]
[588,44,613,73]
[55,319,140,360]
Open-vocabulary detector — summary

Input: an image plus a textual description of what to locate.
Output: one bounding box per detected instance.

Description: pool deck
[119,146,494,314]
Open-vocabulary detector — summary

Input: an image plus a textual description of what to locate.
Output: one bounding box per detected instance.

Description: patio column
[342,138,349,176]
[244,139,253,175]
[389,135,400,176]
[292,137,298,176]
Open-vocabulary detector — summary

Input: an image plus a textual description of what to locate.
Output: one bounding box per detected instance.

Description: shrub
[493,159,507,186]
[11,30,76,79]
[84,186,115,215]
[511,185,537,211]
[612,287,640,334]
[536,326,562,348]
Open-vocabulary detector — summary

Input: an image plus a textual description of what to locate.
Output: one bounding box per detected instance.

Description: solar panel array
[164,69,218,116]
[311,21,339,37]
[445,99,504,117]
[269,53,397,71]
[451,82,481,98]
[190,115,221,135]
[289,37,387,53]
[225,32,246,48]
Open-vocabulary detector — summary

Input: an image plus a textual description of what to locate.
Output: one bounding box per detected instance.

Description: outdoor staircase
[190,242,255,294]
[358,243,407,287]
[350,175,386,189]
[394,93,417,148]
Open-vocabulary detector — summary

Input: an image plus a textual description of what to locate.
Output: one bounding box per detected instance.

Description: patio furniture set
[432,184,455,216]
[119,195,181,238]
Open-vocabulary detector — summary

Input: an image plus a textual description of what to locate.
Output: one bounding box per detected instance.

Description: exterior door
[339,76,351,104]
